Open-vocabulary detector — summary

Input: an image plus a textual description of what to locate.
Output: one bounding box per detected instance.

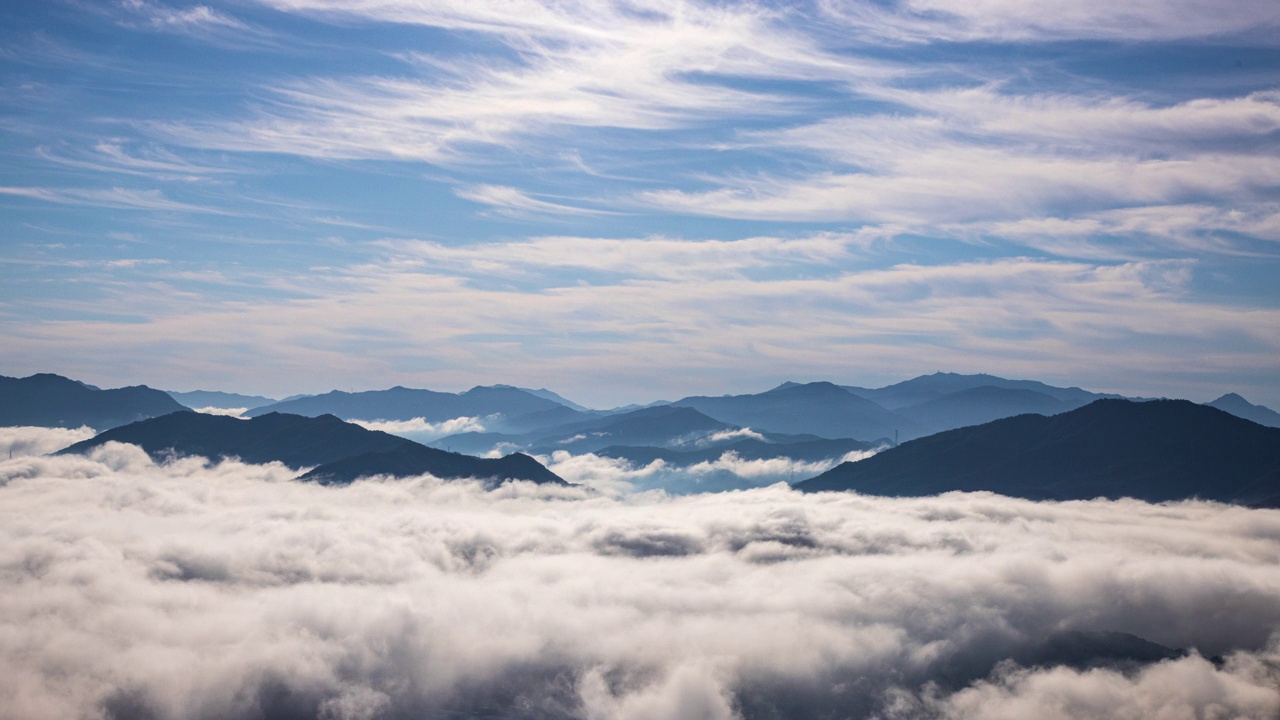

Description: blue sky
[2,0,1278,408]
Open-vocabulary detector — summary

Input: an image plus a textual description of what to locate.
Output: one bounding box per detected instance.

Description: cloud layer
[2,446,1279,719]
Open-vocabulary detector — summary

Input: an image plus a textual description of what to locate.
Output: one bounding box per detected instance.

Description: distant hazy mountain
[493,385,591,412]
[673,382,920,441]
[165,390,278,410]
[843,372,1110,410]
[431,404,812,457]
[246,385,586,433]
[896,386,1070,435]
[1207,393,1280,429]
[0,373,187,430]
[797,399,1280,506]
[60,411,564,486]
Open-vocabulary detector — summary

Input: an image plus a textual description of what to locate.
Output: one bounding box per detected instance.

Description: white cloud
[0,186,231,214]
[818,0,1280,43]
[455,184,614,217]
[349,416,486,439]
[164,0,877,161]
[379,232,858,280]
[8,254,1279,409]
[0,426,96,458]
[686,451,839,479]
[1,451,1279,719]
[695,428,767,446]
[192,406,249,417]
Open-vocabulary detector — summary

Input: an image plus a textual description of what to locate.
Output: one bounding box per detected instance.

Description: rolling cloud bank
[2,428,1279,719]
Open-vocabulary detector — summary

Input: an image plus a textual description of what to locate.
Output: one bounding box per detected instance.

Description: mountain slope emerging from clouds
[0,373,188,430]
[796,399,1280,506]
[59,411,564,485]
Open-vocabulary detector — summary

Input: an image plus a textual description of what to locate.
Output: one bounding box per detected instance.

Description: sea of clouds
[1,426,1278,720]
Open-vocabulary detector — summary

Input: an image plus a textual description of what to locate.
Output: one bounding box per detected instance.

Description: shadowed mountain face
[844,372,1110,411]
[244,385,587,433]
[673,382,920,441]
[59,411,565,486]
[300,444,567,487]
[0,373,188,430]
[796,399,1280,506]
[1208,393,1280,428]
[165,390,278,410]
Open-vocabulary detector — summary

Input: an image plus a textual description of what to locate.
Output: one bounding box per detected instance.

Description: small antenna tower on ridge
[895,429,899,446]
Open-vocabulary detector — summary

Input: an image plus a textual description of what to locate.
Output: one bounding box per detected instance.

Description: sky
[2,0,1279,409]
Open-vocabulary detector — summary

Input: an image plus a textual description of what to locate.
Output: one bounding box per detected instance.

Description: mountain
[59,411,565,486]
[301,444,566,487]
[494,385,592,412]
[165,390,278,410]
[673,382,920,440]
[796,399,1280,507]
[0,373,188,430]
[1207,393,1280,429]
[244,385,584,433]
[843,372,1110,411]
[896,386,1069,435]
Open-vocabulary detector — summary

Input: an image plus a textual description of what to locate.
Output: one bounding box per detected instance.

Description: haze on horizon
[2,1,1279,409]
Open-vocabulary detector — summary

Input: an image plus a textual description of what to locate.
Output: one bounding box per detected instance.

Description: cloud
[0,186,231,214]
[455,185,614,217]
[538,447,877,496]
[161,0,876,161]
[349,416,486,439]
[643,91,1280,227]
[0,426,96,458]
[817,0,1280,43]
[377,232,860,280]
[695,428,767,446]
[192,406,249,417]
[2,451,1280,719]
[9,253,1280,409]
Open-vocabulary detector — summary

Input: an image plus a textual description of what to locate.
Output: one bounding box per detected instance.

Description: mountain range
[243,385,592,434]
[60,411,565,487]
[0,373,187,430]
[7,371,1280,500]
[796,399,1280,507]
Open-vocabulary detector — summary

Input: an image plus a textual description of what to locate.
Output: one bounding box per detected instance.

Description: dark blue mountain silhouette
[59,411,564,486]
[0,373,187,430]
[796,399,1280,506]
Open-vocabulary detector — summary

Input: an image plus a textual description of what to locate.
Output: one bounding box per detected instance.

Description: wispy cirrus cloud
[157,0,879,162]
[0,186,233,214]
[817,0,1280,43]
[454,184,614,217]
[6,248,1277,406]
[378,232,860,279]
[643,89,1280,229]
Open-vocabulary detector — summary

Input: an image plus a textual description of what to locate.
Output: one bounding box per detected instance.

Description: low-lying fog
[1,427,1278,720]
